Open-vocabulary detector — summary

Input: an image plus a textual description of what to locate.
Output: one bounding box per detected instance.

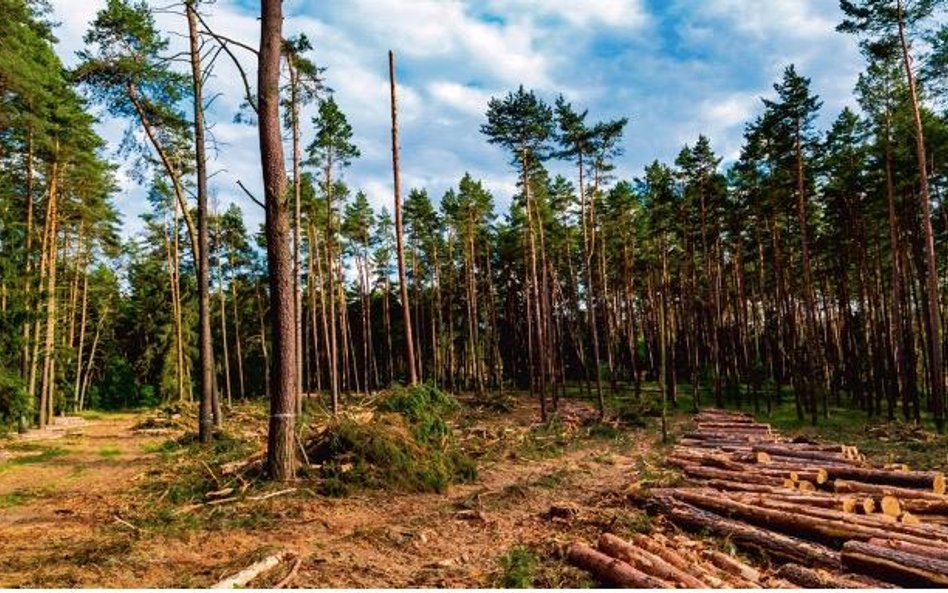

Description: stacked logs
[646,409,948,587]
[566,530,802,588]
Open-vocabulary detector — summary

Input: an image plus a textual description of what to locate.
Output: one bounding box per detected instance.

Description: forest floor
[0,394,681,588]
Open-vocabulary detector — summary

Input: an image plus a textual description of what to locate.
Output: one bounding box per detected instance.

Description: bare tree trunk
[39,157,59,427]
[288,53,304,417]
[255,277,270,400]
[216,217,232,407]
[188,2,218,440]
[389,50,417,386]
[73,254,88,411]
[259,0,297,481]
[897,2,944,432]
[79,305,107,411]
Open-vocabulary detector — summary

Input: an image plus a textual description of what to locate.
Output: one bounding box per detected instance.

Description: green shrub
[378,383,459,445]
[495,545,537,588]
[311,413,475,495]
[309,384,476,495]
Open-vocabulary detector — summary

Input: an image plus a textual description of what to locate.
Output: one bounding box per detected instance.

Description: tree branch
[237,179,265,210]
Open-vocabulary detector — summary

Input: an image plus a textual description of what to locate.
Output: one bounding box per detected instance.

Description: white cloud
[46,0,866,245]
[428,82,494,117]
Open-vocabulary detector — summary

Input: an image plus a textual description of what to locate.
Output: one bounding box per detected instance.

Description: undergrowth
[310,384,477,496]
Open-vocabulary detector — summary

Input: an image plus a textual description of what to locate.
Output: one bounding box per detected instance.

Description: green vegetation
[495,545,538,588]
[98,447,121,458]
[3,445,67,466]
[311,385,477,495]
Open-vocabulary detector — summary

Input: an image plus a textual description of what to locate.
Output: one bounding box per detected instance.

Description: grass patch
[98,447,121,458]
[130,431,262,536]
[0,488,40,508]
[3,445,67,465]
[494,545,537,588]
[515,418,570,460]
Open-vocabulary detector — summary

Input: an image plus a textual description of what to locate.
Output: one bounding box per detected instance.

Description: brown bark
[897,0,944,432]
[389,50,417,386]
[566,542,669,588]
[679,463,787,486]
[774,563,866,589]
[824,467,945,493]
[867,537,948,562]
[659,488,945,547]
[597,533,708,588]
[701,549,760,584]
[259,0,296,481]
[187,2,216,440]
[835,478,948,499]
[841,540,948,587]
[646,495,839,568]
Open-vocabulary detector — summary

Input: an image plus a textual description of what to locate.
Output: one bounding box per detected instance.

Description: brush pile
[643,409,948,587]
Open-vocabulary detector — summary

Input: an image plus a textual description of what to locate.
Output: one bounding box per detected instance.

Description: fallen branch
[212,551,292,589]
[248,488,297,502]
[113,514,142,533]
[274,555,302,589]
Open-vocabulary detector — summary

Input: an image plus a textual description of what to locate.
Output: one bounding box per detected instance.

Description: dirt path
[0,403,656,587]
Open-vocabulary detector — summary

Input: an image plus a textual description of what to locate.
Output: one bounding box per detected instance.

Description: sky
[48,0,866,238]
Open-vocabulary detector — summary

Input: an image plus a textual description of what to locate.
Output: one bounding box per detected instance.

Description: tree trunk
[841,540,948,587]
[188,2,217,441]
[897,1,944,432]
[259,0,296,481]
[566,542,668,589]
[389,50,417,386]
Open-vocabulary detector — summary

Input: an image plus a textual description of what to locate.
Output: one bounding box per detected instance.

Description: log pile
[645,408,948,588]
[566,530,797,588]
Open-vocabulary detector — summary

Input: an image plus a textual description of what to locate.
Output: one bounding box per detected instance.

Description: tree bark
[841,540,948,587]
[566,542,669,589]
[259,0,296,481]
[389,50,417,386]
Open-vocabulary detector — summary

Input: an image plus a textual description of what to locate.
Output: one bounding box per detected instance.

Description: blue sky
[49,0,865,237]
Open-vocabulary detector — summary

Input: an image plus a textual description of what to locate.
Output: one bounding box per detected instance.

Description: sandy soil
[0,400,657,588]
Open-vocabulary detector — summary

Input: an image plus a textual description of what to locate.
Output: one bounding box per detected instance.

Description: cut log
[667,454,747,473]
[835,479,948,501]
[212,551,291,589]
[899,497,948,514]
[825,467,945,494]
[597,534,707,588]
[841,540,948,587]
[762,453,855,468]
[696,480,800,495]
[678,439,757,451]
[700,549,760,583]
[645,496,839,568]
[878,495,902,517]
[679,464,786,486]
[566,542,669,588]
[796,480,816,492]
[628,534,728,588]
[695,422,772,431]
[867,537,948,562]
[658,488,944,547]
[899,511,920,525]
[684,431,774,442]
[774,563,868,588]
[752,444,850,464]
[841,496,876,514]
[694,411,756,423]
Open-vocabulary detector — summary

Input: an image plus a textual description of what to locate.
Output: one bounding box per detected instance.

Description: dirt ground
[0,397,666,588]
